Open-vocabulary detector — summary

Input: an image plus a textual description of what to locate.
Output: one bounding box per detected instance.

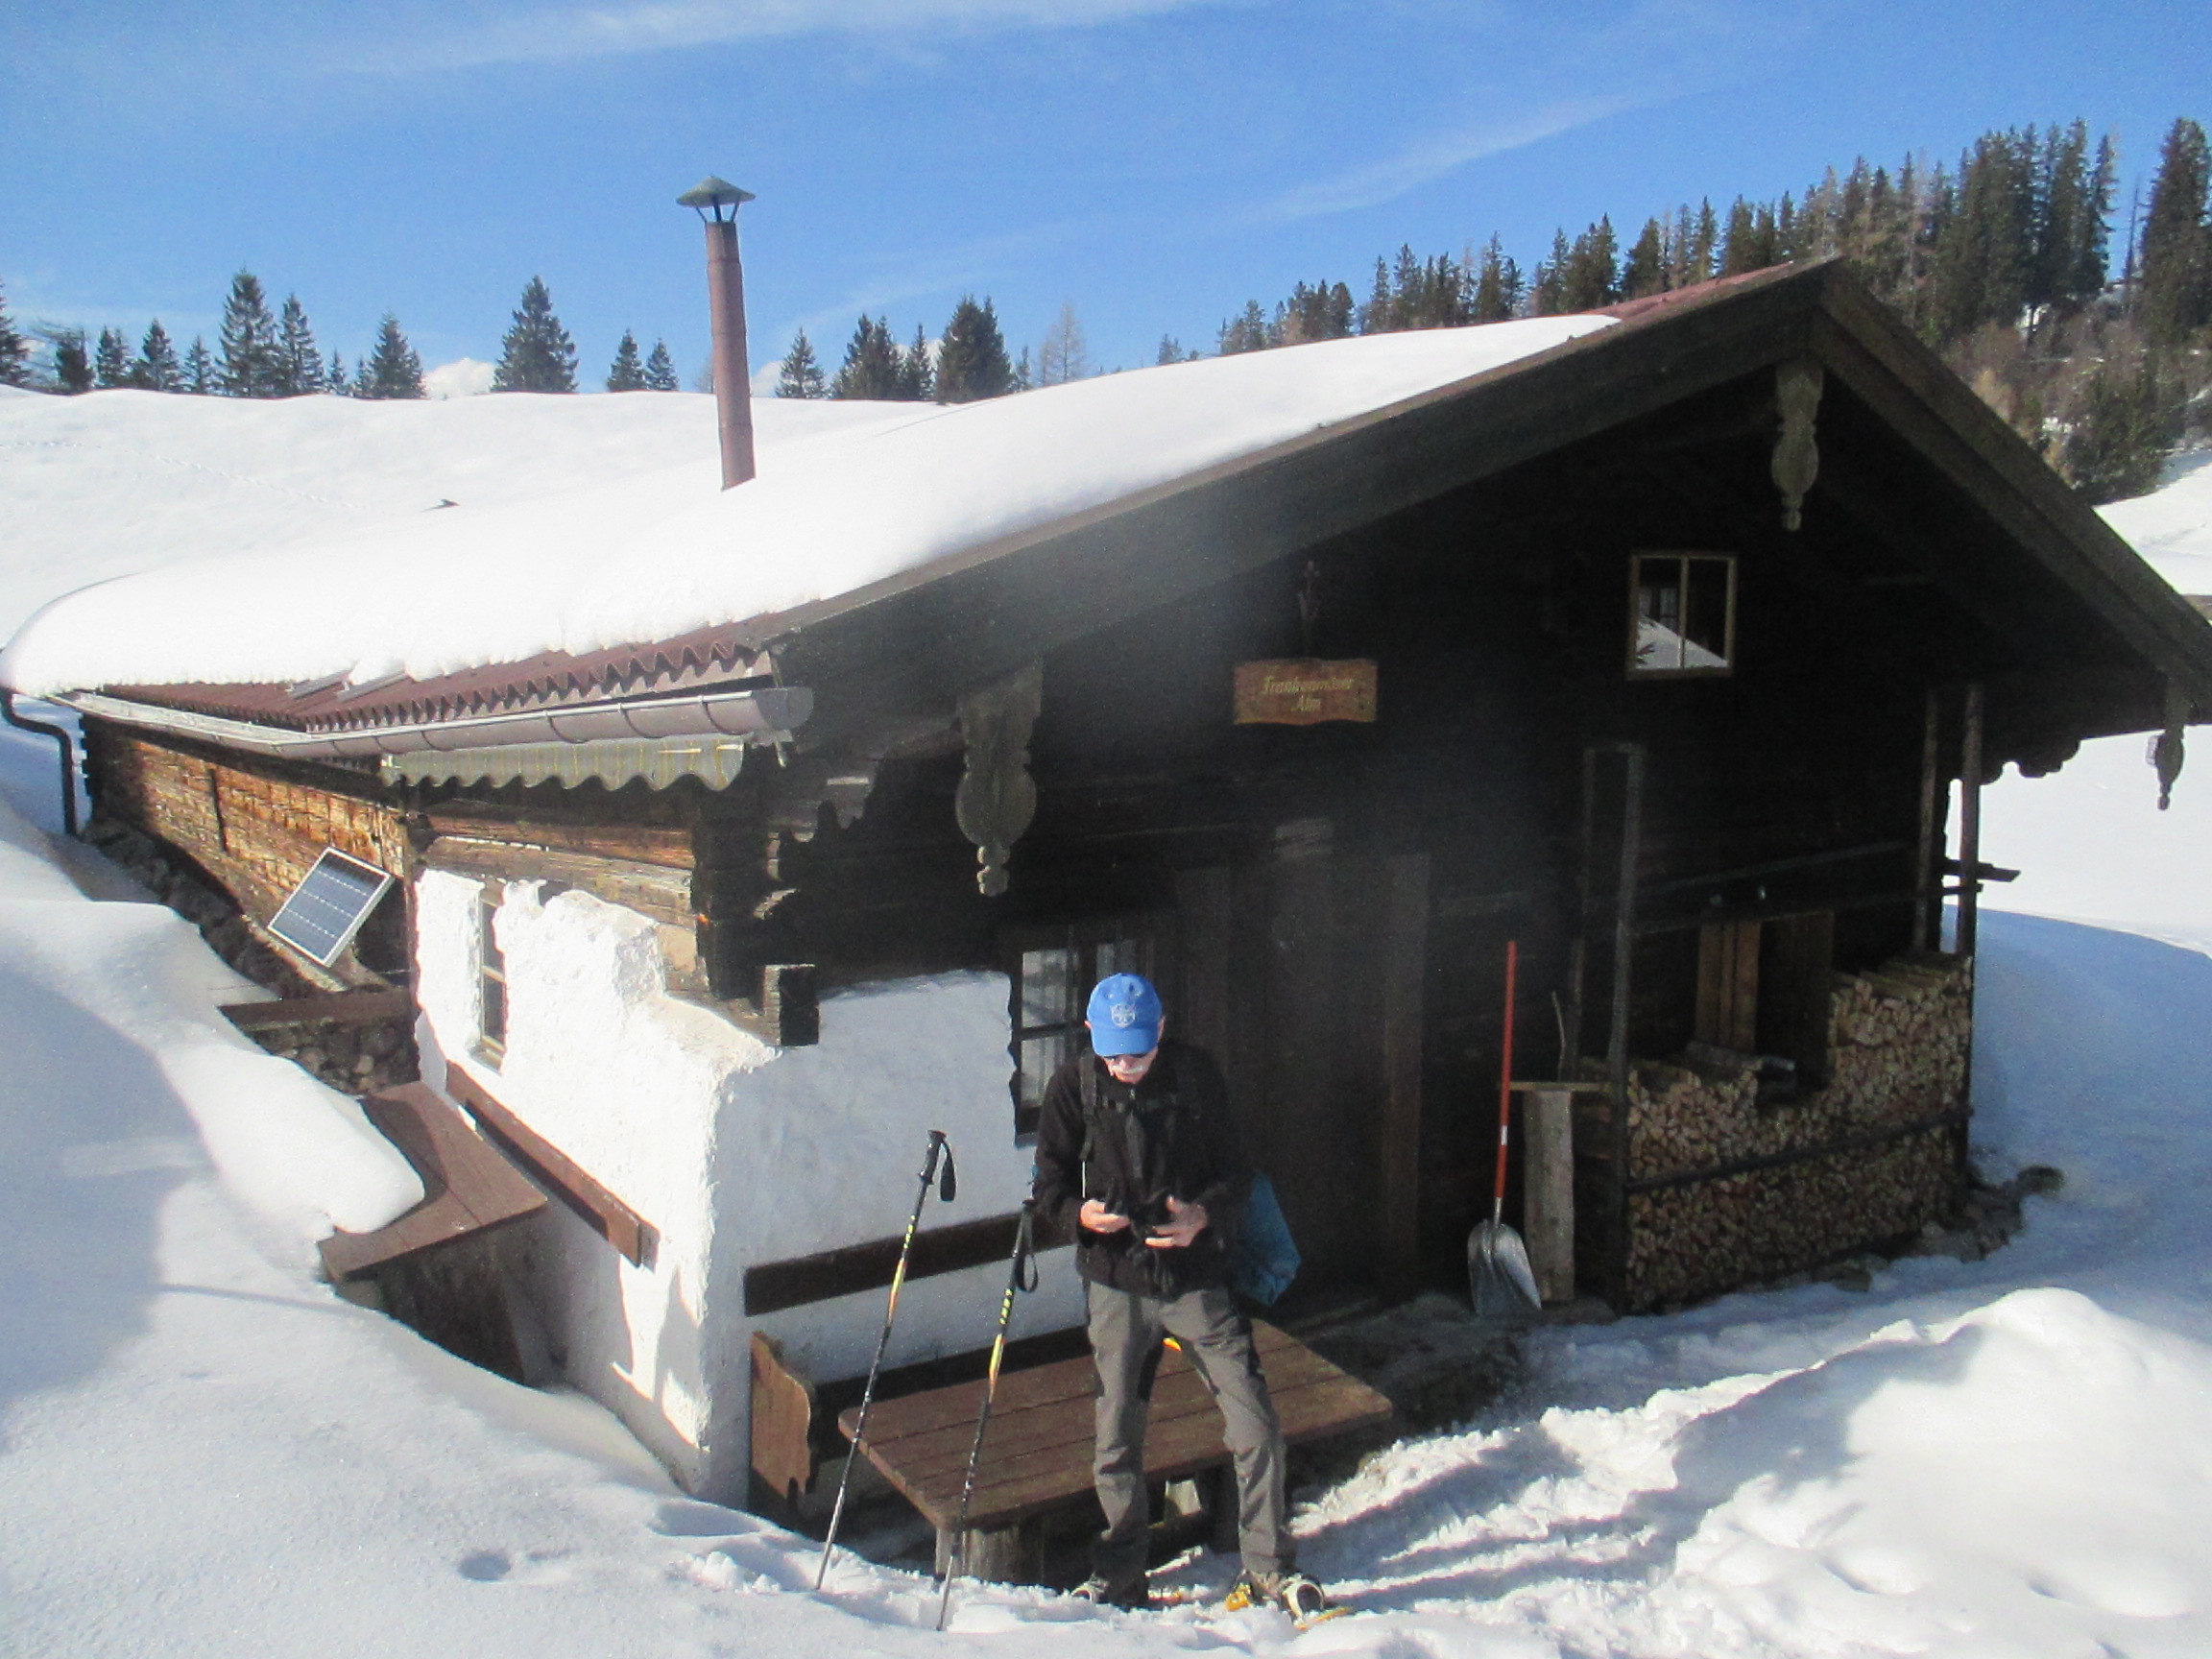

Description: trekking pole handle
[925,1129,956,1203]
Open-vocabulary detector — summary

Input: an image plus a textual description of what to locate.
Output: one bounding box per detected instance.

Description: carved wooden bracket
[2154,678,2191,811]
[954,661,1043,897]
[1770,357,1824,532]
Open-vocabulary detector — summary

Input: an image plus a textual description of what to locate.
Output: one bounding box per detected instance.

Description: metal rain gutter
[0,690,81,836]
[54,683,813,763]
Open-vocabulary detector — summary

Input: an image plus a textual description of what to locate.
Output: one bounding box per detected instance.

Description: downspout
[1,689,80,836]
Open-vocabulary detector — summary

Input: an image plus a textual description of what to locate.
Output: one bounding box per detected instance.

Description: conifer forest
[5,114,2207,504]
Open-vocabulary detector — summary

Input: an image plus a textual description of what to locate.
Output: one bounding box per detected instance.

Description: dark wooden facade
[73,261,2212,1316]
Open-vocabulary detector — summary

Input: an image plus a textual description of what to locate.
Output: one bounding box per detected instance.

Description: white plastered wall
[413,869,1080,1505]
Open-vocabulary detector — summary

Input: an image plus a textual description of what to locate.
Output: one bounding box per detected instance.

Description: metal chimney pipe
[679,176,757,490]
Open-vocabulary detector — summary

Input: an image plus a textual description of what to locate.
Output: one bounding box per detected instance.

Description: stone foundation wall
[1620,951,1970,1310]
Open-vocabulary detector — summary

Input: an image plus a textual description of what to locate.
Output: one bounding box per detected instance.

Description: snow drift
[0,319,1609,696]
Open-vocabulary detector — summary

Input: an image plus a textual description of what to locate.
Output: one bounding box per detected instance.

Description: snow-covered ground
[6,395,2212,1657]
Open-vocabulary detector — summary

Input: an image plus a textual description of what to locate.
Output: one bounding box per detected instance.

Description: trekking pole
[814,1128,957,1590]
[935,1200,1039,1631]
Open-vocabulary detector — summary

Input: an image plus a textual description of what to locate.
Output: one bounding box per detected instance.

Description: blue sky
[2,1,2206,389]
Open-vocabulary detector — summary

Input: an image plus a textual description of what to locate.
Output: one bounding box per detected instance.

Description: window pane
[1634,555,1733,674]
[1094,936,1147,981]
[1020,947,1074,1030]
[1635,561,1687,671]
[481,975,507,1052]
[1018,1033,1070,1107]
[1683,558,1732,667]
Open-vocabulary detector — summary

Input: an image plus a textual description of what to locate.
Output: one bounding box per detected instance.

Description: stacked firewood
[1614,950,1971,1309]
[1625,1128,1955,1308]
[1626,952,1971,1181]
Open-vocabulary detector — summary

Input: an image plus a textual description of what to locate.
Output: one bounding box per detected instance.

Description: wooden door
[1175,836,1427,1298]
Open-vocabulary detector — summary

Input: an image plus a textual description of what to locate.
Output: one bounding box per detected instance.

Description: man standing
[1032,972,1328,1618]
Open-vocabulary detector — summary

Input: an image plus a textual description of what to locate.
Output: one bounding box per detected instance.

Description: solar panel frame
[268,849,395,967]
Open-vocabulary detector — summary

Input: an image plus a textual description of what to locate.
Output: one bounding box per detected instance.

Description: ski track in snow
[6,421,2212,1657]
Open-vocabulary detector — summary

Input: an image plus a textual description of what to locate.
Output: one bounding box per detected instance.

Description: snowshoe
[1224,1571,1342,1626]
[1070,1573,1150,1610]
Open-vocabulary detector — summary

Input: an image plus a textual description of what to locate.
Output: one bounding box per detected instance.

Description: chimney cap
[678,176,756,223]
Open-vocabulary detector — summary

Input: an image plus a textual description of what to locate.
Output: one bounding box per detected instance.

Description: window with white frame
[1006,918,1166,1138]
[477,884,508,1065]
[1629,552,1737,677]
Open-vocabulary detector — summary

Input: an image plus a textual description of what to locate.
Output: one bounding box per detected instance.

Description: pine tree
[2139,118,2212,346]
[2062,350,2184,503]
[325,349,349,395]
[643,340,680,392]
[52,329,92,394]
[1471,234,1523,321]
[899,324,935,400]
[492,276,578,393]
[1562,218,1620,309]
[273,294,321,396]
[1358,257,1392,333]
[830,315,903,398]
[133,320,183,391]
[606,329,648,391]
[218,272,278,397]
[1217,300,1271,354]
[183,336,214,395]
[0,279,28,387]
[1156,335,1187,365]
[361,314,425,399]
[1038,303,1090,385]
[1622,217,1669,300]
[934,297,1015,400]
[1930,131,2035,341]
[94,326,132,388]
[1530,229,1572,315]
[1689,199,1720,283]
[776,327,828,397]
[1013,347,1033,391]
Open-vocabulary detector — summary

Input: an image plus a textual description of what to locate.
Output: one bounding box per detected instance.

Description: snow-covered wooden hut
[8,259,2210,1507]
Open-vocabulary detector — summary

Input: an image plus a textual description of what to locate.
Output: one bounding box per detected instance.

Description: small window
[1007,920,1163,1138]
[1630,552,1737,677]
[477,885,508,1065]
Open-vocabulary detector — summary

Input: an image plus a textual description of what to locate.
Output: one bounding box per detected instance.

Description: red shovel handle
[1494,940,1518,1209]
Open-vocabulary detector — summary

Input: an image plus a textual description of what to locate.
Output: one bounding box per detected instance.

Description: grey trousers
[1086,1280,1291,1584]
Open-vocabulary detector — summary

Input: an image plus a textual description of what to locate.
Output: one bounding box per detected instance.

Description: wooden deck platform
[836,1320,1392,1549]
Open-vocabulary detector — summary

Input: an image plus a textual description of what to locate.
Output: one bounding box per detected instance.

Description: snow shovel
[1469,939,1542,1323]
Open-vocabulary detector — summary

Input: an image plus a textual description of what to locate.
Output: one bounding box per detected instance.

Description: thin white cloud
[1238,0,1817,228]
[1249,95,1640,226]
[365,0,1229,72]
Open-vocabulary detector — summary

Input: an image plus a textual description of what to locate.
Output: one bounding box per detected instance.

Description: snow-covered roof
[0,317,1611,701]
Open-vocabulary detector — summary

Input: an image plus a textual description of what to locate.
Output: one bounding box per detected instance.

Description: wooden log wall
[1618,950,1970,1309]
[85,728,415,984]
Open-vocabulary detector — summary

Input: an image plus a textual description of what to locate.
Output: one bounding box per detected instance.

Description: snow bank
[0,792,419,1255]
[0,320,1609,696]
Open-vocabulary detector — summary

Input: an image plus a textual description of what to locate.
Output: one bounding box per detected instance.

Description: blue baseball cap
[1087,973,1164,1056]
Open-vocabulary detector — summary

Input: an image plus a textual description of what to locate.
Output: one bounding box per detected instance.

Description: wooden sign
[1234,659,1378,726]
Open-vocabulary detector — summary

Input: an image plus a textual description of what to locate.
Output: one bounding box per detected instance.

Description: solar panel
[269,849,395,967]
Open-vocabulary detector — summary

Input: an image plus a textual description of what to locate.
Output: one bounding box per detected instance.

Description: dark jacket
[1032,1039,1250,1298]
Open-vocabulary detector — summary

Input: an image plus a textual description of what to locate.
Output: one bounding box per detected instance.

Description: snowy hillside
[6,402,2212,1657]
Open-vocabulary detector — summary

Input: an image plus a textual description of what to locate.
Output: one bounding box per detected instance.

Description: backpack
[1076,1053,1301,1306]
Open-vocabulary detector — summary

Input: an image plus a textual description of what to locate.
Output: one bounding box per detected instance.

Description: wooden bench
[319,1083,548,1282]
[763,1320,1391,1578]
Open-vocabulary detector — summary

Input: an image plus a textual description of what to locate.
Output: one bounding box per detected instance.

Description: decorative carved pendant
[1771,357,1824,533]
[955,661,1044,897]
